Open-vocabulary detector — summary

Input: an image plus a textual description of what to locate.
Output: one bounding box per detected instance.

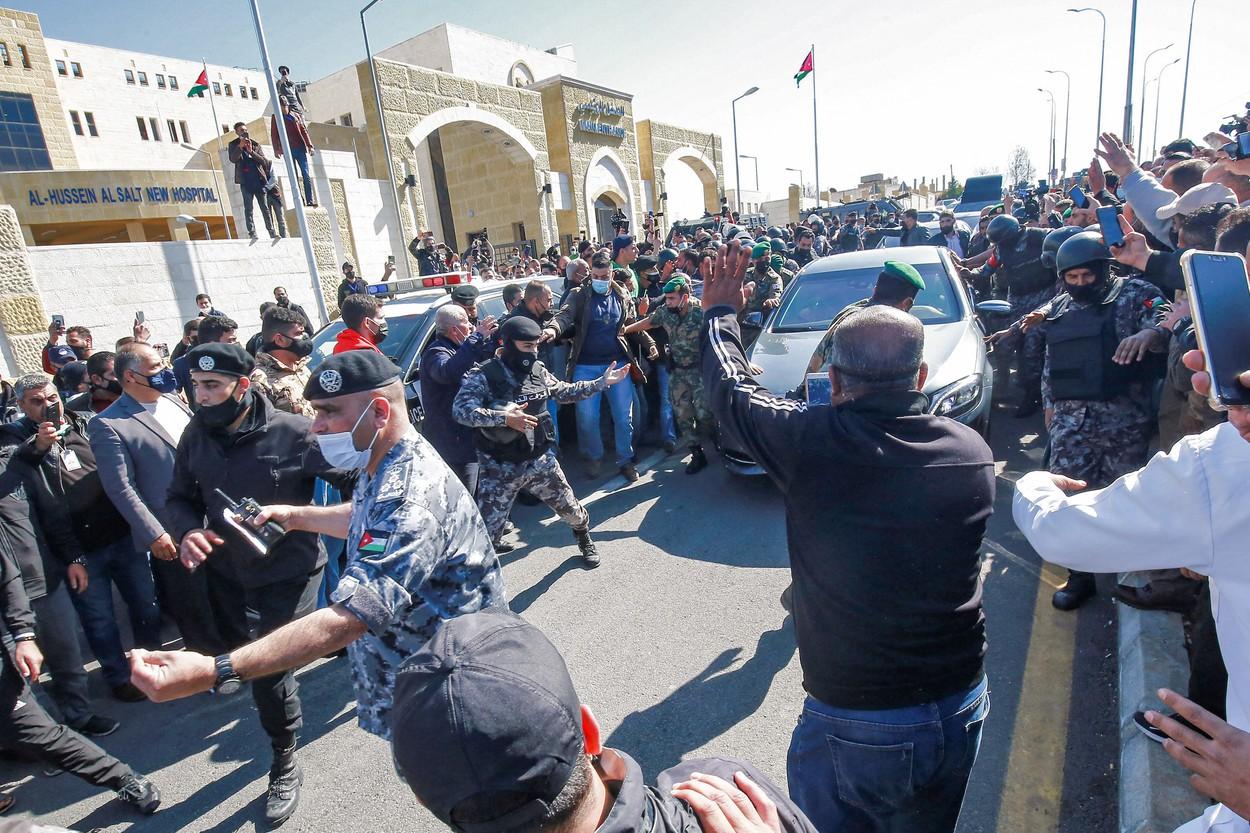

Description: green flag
[794,50,813,87]
[188,68,209,98]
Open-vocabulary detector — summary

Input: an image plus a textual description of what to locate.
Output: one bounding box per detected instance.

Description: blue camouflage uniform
[332,427,504,738]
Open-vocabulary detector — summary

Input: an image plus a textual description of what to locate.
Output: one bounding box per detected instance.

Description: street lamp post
[731,86,759,214]
[739,154,759,191]
[180,142,232,239]
[1137,43,1174,162]
[1152,57,1181,157]
[1046,69,1071,181]
[1178,0,1199,137]
[174,214,211,240]
[361,0,409,280]
[1068,7,1107,144]
[1123,0,1139,146]
[785,167,805,200]
[1039,88,1057,183]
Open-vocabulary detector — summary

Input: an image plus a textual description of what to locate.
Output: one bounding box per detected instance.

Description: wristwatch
[213,654,242,695]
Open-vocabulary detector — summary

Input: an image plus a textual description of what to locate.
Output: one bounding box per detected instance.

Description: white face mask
[316,399,381,470]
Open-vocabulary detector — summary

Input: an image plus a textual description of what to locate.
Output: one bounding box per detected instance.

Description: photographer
[409,231,443,277]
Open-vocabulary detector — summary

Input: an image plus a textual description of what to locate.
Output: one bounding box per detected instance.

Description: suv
[954,174,1004,226]
[309,275,565,426]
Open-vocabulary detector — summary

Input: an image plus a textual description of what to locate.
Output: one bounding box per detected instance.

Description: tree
[942,178,964,199]
[1007,146,1036,189]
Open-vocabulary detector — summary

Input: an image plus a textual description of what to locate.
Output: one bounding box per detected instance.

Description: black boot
[685,445,708,475]
[1014,388,1042,419]
[265,744,303,827]
[573,528,600,568]
[1052,571,1096,611]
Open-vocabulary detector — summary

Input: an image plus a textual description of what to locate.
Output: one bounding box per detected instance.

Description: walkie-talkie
[214,489,285,556]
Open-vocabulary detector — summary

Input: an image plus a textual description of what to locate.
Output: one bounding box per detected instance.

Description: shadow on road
[606,617,796,779]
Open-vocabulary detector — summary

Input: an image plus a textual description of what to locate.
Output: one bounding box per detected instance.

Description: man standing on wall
[228,122,278,240]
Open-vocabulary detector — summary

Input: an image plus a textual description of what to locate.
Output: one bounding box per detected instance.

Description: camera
[1222,131,1250,161]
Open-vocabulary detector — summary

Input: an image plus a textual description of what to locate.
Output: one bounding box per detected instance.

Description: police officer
[967,215,1057,417]
[162,342,350,825]
[1031,232,1168,610]
[131,349,503,744]
[452,317,631,565]
[623,274,713,473]
[985,226,1086,345]
[449,283,480,325]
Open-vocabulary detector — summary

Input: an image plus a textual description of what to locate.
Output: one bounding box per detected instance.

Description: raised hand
[701,240,754,313]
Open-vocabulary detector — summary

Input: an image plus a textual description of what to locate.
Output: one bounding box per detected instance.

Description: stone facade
[328,178,359,278]
[298,206,342,320]
[637,119,724,216]
[0,204,52,374]
[0,8,77,170]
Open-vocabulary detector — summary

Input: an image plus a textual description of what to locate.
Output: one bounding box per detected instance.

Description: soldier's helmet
[1055,232,1112,276]
[1041,226,1086,271]
[986,215,1022,246]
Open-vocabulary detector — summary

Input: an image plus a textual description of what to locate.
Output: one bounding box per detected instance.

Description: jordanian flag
[794,50,813,87]
[358,531,388,555]
[188,68,209,98]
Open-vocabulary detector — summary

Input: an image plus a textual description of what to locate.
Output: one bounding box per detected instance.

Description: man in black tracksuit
[700,242,995,833]
[164,343,348,826]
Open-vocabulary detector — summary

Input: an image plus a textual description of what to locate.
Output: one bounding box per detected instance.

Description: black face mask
[276,297,289,307]
[1066,278,1108,304]
[70,345,88,360]
[95,378,123,396]
[265,335,314,359]
[370,321,389,344]
[198,387,251,431]
[502,343,538,376]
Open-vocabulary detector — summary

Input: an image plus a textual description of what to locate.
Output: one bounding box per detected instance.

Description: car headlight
[930,374,982,418]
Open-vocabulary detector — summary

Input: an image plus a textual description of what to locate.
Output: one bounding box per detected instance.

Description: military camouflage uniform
[810,299,872,373]
[997,286,1057,393]
[743,267,783,316]
[250,352,314,418]
[333,428,503,738]
[452,361,606,546]
[647,299,711,448]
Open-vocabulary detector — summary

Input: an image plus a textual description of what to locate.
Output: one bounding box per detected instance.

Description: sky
[24,0,1249,211]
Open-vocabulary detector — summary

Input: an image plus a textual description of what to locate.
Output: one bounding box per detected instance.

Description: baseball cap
[1155,182,1238,220]
[391,610,585,833]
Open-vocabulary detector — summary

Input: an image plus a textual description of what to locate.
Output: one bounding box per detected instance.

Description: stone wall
[0,9,77,170]
[638,120,724,215]
[0,205,51,375]
[438,122,542,249]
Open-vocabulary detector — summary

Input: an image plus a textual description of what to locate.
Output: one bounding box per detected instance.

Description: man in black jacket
[869,208,933,246]
[700,241,995,833]
[929,211,972,258]
[0,376,161,708]
[164,342,347,826]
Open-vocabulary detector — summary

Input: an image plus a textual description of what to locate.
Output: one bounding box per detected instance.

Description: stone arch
[403,105,539,165]
[661,145,719,213]
[584,147,635,240]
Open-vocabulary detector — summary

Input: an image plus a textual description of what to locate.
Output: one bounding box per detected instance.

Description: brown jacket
[270,112,314,158]
[548,282,654,377]
[227,135,272,186]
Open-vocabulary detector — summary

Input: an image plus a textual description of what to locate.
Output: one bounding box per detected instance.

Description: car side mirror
[975,300,1013,315]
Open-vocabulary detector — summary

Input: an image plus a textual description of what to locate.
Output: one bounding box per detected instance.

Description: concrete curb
[1117,603,1211,833]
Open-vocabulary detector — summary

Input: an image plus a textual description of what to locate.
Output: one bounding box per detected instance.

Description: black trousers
[205,567,322,752]
[1188,582,1228,720]
[447,461,480,497]
[0,658,132,790]
[152,557,225,655]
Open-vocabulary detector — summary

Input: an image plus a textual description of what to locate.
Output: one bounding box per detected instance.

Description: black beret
[635,254,659,273]
[450,284,480,303]
[499,316,542,343]
[304,350,400,401]
[187,343,254,378]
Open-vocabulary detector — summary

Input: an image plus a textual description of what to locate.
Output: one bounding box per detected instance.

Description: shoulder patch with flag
[794,50,813,87]
[358,530,390,555]
[188,69,209,98]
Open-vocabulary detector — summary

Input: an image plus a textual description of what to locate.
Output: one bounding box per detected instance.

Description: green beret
[750,242,771,260]
[1062,207,1073,219]
[879,261,926,292]
[769,254,785,272]
[662,275,690,293]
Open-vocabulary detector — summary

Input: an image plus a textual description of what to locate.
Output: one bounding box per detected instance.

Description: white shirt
[944,231,965,258]
[140,395,191,444]
[1014,422,1250,832]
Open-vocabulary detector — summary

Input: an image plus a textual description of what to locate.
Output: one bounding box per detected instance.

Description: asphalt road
[2,396,1118,832]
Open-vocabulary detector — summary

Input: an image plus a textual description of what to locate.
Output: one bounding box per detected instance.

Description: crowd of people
[0,98,1248,833]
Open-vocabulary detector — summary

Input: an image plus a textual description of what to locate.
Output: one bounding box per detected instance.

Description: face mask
[316,399,381,470]
[369,320,388,345]
[199,386,251,430]
[96,378,124,396]
[70,345,88,360]
[502,343,538,376]
[141,368,179,394]
[267,335,314,359]
[1065,280,1106,304]
[591,278,611,294]
[276,297,289,307]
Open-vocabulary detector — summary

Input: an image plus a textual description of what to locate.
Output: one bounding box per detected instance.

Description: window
[167,119,176,143]
[0,44,8,67]
[179,120,190,143]
[156,73,165,89]
[250,87,257,99]
[16,45,29,69]
[71,62,82,78]
[239,85,247,99]
[0,93,52,171]
[149,117,160,141]
[137,71,148,86]
[339,113,353,127]
[169,75,178,90]
[84,111,97,137]
[212,82,220,95]
[224,83,232,97]
[124,68,135,84]
[55,60,67,76]
[136,116,148,140]
[69,110,82,135]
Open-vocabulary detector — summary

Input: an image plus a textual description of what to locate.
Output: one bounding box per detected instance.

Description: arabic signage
[574,99,626,139]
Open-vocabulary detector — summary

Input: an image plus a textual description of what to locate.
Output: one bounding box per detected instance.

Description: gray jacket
[1120,169,1176,245]
[85,392,189,552]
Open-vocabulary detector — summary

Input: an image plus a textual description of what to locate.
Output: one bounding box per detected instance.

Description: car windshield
[772,263,961,332]
[309,310,430,369]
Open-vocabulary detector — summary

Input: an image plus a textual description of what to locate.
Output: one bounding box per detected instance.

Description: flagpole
[811,44,820,209]
[202,59,233,239]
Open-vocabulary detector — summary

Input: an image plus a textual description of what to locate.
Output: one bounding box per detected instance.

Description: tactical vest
[1047,280,1165,401]
[472,359,555,463]
[1002,231,1054,296]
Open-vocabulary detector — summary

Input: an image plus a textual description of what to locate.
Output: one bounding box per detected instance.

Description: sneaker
[112,682,147,703]
[619,464,639,483]
[265,761,303,826]
[115,774,161,814]
[1133,710,1210,744]
[74,715,119,738]
[493,540,517,554]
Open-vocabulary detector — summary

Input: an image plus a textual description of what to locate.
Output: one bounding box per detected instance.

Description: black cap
[635,254,658,274]
[303,350,400,400]
[391,610,584,833]
[451,285,480,304]
[499,316,542,343]
[187,342,254,378]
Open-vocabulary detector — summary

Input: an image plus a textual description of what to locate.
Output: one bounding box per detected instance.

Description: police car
[309,273,564,426]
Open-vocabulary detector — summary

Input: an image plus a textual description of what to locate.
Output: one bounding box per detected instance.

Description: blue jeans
[291,146,315,205]
[573,362,634,467]
[655,363,677,444]
[787,676,989,833]
[69,538,163,688]
[315,479,345,608]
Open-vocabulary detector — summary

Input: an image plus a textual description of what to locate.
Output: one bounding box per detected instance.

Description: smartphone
[42,401,61,427]
[1068,186,1089,209]
[135,310,144,325]
[1180,250,1250,409]
[805,373,833,406]
[51,314,65,330]
[388,255,395,264]
[153,342,170,359]
[1096,206,1124,246]
[1047,212,1063,229]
